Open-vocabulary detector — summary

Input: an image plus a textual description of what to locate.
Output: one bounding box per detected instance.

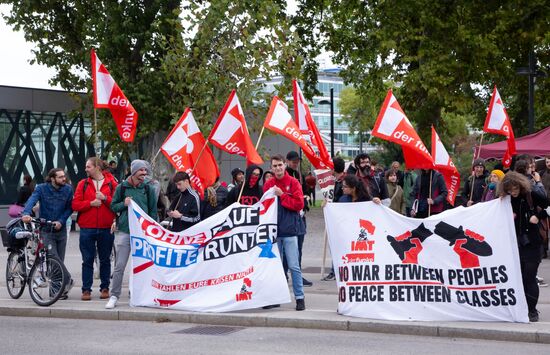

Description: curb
[1,305,549,344]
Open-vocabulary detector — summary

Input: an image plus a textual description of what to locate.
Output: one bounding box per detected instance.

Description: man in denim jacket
[22,168,74,261]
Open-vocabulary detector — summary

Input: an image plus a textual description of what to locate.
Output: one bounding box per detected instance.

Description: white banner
[128,189,290,312]
[324,197,528,322]
[314,169,335,202]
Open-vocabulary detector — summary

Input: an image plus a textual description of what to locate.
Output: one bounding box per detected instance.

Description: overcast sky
[0,2,334,91]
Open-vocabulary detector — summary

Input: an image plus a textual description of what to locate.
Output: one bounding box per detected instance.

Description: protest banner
[324,197,528,322]
[128,189,290,312]
[314,169,335,202]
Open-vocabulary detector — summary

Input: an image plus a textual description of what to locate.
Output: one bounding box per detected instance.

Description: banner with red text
[324,197,528,322]
[91,49,138,142]
[431,126,460,206]
[314,169,335,202]
[208,90,263,166]
[160,108,219,197]
[372,90,433,169]
[128,189,290,312]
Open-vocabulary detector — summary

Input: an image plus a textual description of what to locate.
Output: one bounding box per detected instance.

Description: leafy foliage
[1,1,304,156]
[293,0,550,145]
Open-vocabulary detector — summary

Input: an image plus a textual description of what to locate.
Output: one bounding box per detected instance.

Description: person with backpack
[105,159,158,309]
[72,157,118,301]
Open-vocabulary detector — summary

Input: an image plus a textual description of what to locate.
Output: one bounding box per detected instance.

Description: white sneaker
[105,296,118,309]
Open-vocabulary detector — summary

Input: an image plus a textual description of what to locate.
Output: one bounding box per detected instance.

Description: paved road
[1,316,549,355]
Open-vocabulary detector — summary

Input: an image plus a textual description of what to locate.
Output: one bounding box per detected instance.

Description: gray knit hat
[131,159,151,176]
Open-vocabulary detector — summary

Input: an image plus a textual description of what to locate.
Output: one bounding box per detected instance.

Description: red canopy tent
[475,126,550,160]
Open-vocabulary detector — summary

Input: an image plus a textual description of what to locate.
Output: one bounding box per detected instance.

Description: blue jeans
[42,228,68,261]
[277,236,304,299]
[79,228,114,292]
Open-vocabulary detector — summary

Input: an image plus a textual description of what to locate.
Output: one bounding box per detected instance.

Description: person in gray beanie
[106,159,158,309]
[463,158,488,206]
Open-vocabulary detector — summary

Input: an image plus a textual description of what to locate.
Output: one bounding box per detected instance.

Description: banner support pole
[320,227,329,280]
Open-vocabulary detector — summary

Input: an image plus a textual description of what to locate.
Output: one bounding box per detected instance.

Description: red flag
[293,80,333,169]
[263,97,325,169]
[372,90,433,169]
[208,90,263,166]
[483,86,516,168]
[160,108,219,197]
[91,49,138,142]
[431,126,460,206]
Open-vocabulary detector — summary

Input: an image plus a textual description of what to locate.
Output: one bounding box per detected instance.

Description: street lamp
[516,50,547,133]
[318,87,335,158]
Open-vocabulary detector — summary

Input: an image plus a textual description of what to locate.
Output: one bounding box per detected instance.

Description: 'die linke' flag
[293,80,333,169]
[263,96,325,169]
[208,90,263,166]
[128,188,291,312]
[483,86,516,168]
[160,108,219,197]
[324,197,528,322]
[91,49,138,142]
[372,90,433,169]
[431,126,460,206]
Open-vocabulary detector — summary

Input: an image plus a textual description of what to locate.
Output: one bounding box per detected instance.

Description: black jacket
[511,189,548,261]
[201,184,228,219]
[226,165,264,206]
[169,188,201,232]
[410,170,448,214]
[463,171,488,204]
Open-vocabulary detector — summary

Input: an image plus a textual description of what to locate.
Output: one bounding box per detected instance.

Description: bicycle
[3,218,70,306]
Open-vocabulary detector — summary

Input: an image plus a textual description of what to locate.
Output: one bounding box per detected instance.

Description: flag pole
[468,133,484,205]
[94,108,99,157]
[320,228,328,280]
[190,141,209,175]
[237,126,266,203]
[428,170,433,217]
[150,149,161,165]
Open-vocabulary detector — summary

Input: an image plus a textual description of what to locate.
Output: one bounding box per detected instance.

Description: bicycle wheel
[28,255,67,306]
[6,250,26,299]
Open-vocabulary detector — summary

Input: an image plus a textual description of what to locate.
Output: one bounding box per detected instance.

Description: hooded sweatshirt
[226,165,264,205]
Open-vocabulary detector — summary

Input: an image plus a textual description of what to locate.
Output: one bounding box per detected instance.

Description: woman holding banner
[339,175,373,203]
[498,171,548,322]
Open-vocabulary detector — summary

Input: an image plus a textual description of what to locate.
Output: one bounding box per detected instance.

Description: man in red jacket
[263,154,306,311]
[72,157,118,301]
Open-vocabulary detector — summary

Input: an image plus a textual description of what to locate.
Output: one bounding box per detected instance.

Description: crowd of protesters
[11,150,550,321]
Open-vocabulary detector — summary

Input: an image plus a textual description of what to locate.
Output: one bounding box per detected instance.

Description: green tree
[1,1,304,156]
[294,0,550,144]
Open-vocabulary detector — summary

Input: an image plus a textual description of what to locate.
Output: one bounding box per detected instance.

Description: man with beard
[105,159,158,309]
[226,165,264,205]
[22,168,73,262]
[351,153,389,206]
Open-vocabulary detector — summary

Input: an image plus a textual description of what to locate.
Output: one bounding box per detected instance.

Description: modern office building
[260,68,372,158]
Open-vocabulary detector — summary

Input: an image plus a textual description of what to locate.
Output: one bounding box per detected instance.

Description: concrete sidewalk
[1,207,550,344]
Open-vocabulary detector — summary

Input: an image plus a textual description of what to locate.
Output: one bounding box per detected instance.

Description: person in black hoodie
[167,172,201,232]
[226,165,264,205]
